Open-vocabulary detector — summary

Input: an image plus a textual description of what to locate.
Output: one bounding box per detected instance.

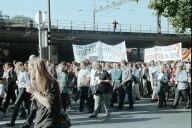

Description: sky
[0,0,174,33]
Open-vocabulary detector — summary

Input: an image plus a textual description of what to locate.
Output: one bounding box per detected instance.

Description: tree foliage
[148,0,191,36]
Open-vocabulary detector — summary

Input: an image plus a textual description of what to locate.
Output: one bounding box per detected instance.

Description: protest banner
[72,41,100,63]
[100,41,127,62]
[72,41,127,62]
[144,43,182,62]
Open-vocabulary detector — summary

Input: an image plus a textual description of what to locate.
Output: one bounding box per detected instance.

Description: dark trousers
[24,100,37,125]
[61,93,70,112]
[119,82,133,108]
[3,87,16,110]
[173,87,191,107]
[0,97,3,107]
[88,87,94,112]
[147,81,152,96]
[88,94,94,113]
[110,88,118,105]
[158,86,166,107]
[11,88,31,123]
[79,86,89,111]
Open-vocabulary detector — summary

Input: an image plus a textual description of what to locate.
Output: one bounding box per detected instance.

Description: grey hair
[92,61,98,70]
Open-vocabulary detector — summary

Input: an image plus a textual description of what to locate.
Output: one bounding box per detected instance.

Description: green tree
[148,0,191,37]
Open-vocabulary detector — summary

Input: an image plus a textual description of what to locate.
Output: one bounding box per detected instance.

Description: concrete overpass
[0,26,191,62]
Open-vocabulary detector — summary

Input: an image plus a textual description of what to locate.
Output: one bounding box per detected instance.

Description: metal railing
[0,18,191,34]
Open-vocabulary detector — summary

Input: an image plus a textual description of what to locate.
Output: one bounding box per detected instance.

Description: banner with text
[144,43,182,62]
[72,42,100,63]
[72,41,127,63]
[100,41,127,62]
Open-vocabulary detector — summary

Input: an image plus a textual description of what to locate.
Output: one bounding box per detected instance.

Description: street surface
[0,97,191,128]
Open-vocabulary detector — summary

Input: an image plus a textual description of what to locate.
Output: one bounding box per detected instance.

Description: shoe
[169,105,176,109]
[184,106,191,109]
[126,106,133,109]
[88,115,97,118]
[105,113,110,117]
[136,98,140,100]
[115,106,122,110]
[5,122,15,127]
[20,122,31,128]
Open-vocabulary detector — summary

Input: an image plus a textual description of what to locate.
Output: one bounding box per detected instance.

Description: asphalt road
[0,97,191,128]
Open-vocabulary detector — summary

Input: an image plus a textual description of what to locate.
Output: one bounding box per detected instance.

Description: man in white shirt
[149,60,159,101]
[77,61,91,112]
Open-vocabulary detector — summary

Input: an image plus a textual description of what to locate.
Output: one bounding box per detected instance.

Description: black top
[34,78,61,128]
[95,70,111,94]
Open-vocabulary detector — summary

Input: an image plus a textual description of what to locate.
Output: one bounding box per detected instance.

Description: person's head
[58,66,65,74]
[128,62,133,68]
[116,63,121,69]
[150,60,155,66]
[4,62,12,70]
[29,54,36,60]
[46,60,52,66]
[92,61,98,70]
[159,65,164,73]
[0,78,3,84]
[176,62,184,71]
[121,60,128,68]
[96,63,102,72]
[105,63,111,70]
[141,62,146,67]
[28,57,53,96]
[24,61,28,71]
[16,61,24,71]
[112,63,116,69]
[80,61,87,69]
[133,63,138,70]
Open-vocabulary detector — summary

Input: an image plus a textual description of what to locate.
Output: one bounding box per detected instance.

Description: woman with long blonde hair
[26,57,61,128]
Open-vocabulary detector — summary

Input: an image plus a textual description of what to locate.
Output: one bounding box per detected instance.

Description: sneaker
[20,122,31,128]
[184,106,191,109]
[88,115,97,118]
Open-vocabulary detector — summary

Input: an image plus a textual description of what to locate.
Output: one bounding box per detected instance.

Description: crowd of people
[0,54,191,127]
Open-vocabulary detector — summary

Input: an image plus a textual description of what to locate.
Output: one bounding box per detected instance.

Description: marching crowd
[0,54,191,128]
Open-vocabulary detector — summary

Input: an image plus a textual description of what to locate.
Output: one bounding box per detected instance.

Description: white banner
[100,41,127,62]
[144,43,182,62]
[72,41,100,63]
[72,41,127,63]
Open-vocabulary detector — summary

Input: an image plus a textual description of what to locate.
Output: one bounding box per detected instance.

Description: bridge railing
[49,19,178,34]
[0,18,191,34]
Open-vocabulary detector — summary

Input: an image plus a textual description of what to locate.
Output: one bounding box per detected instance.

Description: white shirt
[17,70,30,88]
[0,84,4,98]
[90,69,97,86]
[149,65,158,77]
[157,73,164,80]
[77,68,90,87]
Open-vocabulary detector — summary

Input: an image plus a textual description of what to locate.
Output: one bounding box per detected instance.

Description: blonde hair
[28,57,53,96]
[16,61,23,67]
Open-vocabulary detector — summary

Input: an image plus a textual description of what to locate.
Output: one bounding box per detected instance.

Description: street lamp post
[48,0,51,60]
